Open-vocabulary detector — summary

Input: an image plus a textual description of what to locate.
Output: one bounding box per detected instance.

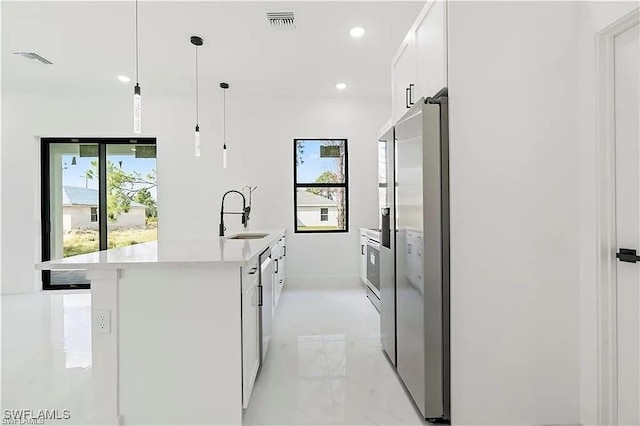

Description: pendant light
[133,0,142,134]
[220,82,229,168]
[191,36,203,157]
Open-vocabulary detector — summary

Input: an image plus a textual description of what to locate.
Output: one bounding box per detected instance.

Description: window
[294,139,348,233]
[320,208,329,222]
[41,137,157,290]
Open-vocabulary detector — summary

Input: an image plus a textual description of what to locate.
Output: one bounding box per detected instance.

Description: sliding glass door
[106,144,157,250]
[41,138,157,289]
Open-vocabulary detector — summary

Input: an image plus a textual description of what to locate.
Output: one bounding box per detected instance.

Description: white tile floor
[1,290,93,425]
[2,279,423,425]
[243,278,424,425]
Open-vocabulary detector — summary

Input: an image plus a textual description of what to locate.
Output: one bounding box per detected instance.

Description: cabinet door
[242,280,260,408]
[415,0,447,100]
[279,237,286,285]
[392,33,417,122]
[272,252,279,309]
[359,232,368,283]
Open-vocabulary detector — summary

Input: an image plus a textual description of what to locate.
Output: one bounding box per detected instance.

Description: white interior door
[614,21,640,426]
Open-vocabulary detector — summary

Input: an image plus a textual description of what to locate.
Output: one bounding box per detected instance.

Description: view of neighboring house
[296,191,338,229]
[62,186,145,232]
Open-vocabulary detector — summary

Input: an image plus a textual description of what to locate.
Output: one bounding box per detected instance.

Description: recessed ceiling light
[350,27,365,38]
[336,83,347,90]
[117,75,131,83]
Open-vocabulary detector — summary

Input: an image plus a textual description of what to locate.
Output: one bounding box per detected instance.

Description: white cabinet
[242,231,286,409]
[272,234,287,311]
[392,33,417,121]
[415,0,447,100]
[391,0,448,122]
[280,235,286,285]
[241,267,260,408]
[272,245,280,309]
[359,229,367,284]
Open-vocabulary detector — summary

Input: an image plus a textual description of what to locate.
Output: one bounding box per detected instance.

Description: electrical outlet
[94,309,111,334]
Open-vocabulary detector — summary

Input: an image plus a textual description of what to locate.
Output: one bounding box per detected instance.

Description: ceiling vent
[267,11,296,29]
[13,52,53,65]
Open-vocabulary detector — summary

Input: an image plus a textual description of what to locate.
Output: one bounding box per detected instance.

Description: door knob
[616,248,640,263]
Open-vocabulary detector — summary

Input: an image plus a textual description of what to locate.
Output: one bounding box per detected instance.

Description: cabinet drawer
[242,258,259,292]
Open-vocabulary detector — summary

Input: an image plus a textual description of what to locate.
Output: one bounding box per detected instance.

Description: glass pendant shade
[133,84,142,134]
[223,144,227,168]
[195,125,201,157]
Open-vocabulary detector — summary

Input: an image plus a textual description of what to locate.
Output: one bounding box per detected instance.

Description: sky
[296,140,344,184]
[61,154,157,200]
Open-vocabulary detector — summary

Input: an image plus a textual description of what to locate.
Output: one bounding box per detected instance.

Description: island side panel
[117,266,242,425]
[88,269,121,425]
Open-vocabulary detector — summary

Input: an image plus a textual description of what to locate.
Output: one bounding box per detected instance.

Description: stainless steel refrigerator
[393,88,450,422]
[379,125,396,367]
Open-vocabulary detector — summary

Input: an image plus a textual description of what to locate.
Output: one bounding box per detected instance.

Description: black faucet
[220,190,249,237]
[241,185,258,227]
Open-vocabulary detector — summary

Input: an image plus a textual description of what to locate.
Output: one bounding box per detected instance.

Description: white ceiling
[2,1,422,99]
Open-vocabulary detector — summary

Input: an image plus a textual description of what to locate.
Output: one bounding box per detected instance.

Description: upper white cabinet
[392,0,448,122]
[415,0,447,100]
[392,33,418,121]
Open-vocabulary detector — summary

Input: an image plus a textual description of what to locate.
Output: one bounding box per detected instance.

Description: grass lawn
[297,226,342,231]
[63,227,157,257]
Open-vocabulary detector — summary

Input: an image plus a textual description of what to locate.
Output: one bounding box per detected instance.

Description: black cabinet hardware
[616,248,640,263]
[409,84,415,106]
[361,244,365,255]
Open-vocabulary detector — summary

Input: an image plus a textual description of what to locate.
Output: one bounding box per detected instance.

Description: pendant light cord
[195,46,199,125]
[135,0,139,84]
[223,89,226,143]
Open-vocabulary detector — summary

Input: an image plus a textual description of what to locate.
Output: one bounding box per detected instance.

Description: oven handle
[367,238,380,249]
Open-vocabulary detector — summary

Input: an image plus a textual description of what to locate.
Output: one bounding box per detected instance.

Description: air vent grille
[13,52,53,65]
[267,11,295,29]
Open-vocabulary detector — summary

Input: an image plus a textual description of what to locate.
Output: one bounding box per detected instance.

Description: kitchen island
[37,229,287,426]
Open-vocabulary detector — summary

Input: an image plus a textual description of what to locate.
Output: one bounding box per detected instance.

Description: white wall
[63,206,145,231]
[0,90,383,293]
[448,2,582,424]
[575,3,639,426]
[297,205,338,228]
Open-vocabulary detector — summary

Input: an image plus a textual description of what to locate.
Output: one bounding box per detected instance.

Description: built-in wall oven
[366,234,381,311]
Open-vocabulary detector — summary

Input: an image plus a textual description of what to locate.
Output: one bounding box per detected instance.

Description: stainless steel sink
[227,233,269,240]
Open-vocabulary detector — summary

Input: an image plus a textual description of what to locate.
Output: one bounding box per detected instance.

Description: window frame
[41,137,157,290]
[90,207,98,222]
[293,138,349,234]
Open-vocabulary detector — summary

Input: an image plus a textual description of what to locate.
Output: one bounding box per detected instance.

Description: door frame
[41,137,157,290]
[595,9,639,425]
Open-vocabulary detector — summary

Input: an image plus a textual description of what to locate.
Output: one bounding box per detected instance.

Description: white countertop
[36,229,286,270]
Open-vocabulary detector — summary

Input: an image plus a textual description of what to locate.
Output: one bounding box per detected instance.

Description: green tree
[307,171,339,199]
[84,161,157,222]
[296,141,305,166]
[135,188,157,219]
